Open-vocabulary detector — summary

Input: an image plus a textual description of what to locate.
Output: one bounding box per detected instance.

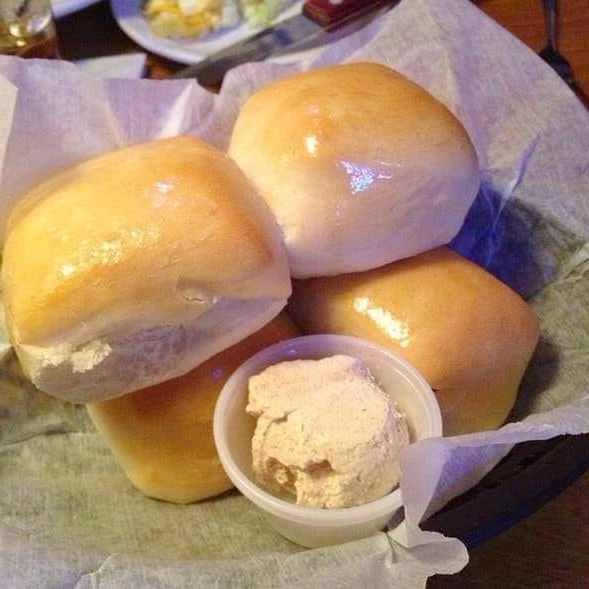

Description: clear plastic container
[213,334,443,548]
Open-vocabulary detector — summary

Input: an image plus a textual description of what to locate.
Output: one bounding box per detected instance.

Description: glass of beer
[0,0,59,58]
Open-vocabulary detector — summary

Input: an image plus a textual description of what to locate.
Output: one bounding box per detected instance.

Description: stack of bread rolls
[1,63,539,504]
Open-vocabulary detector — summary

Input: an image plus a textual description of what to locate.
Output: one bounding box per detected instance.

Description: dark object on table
[172,0,396,87]
[537,0,588,108]
[539,0,574,84]
[423,434,589,548]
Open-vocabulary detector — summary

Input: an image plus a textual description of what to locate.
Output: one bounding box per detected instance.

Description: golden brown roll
[289,248,539,435]
[87,314,299,504]
[2,136,291,403]
[229,63,480,278]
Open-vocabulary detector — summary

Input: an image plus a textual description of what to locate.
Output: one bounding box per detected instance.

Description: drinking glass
[0,0,59,58]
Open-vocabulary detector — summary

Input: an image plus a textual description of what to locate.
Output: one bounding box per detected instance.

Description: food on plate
[88,314,299,504]
[144,0,286,39]
[289,247,540,436]
[1,136,291,404]
[240,0,286,25]
[229,63,480,278]
[246,354,409,508]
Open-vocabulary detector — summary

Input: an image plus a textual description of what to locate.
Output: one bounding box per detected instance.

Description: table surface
[57,0,589,93]
[55,1,588,586]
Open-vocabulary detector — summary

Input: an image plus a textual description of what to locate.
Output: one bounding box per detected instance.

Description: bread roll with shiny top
[289,248,539,435]
[2,137,291,403]
[229,63,480,278]
[87,314,299,504]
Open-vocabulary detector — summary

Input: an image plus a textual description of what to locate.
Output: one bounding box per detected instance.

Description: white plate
[52,0,102,19]
[110,0,305,65]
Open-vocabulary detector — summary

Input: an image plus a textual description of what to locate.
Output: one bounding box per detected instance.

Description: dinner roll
[2,137,291,403]
[229,63,480,278]
[87,314,299,504]
[289,248,539,435]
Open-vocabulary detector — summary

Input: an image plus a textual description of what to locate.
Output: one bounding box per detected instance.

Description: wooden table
[429,472,589,587]
[55,1,589,587]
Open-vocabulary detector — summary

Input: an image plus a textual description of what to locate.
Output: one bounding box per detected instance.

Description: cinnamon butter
[246,355,409,509]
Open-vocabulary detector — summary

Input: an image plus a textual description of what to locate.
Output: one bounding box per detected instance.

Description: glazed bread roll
[229,63,480,278]
[289,248,539,435]
[87,314,299,504]
[2,137,291,403]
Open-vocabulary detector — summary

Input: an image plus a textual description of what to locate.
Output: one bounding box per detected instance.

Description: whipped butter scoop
[246,354,409,508]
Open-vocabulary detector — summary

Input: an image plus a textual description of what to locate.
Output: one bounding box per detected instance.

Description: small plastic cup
[213,334,442,548]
